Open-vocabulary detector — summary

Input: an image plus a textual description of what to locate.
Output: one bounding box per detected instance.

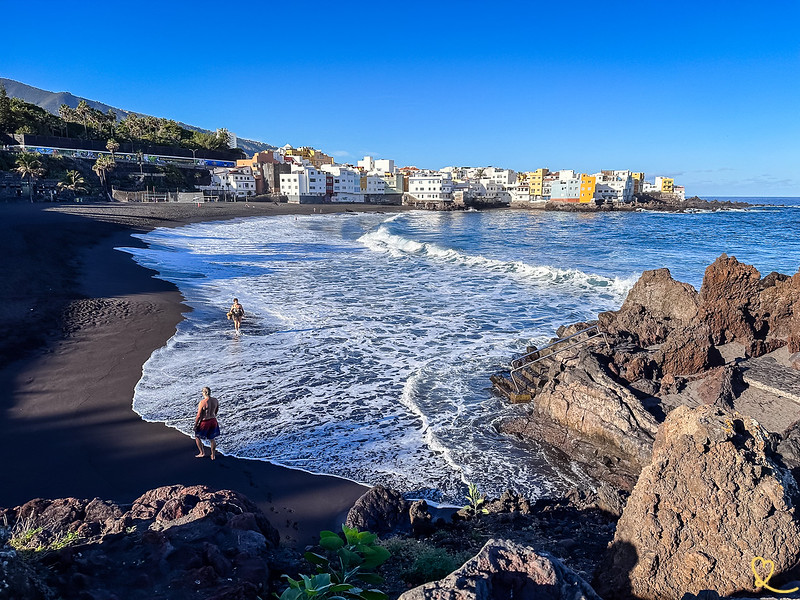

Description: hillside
[0,77,276,156]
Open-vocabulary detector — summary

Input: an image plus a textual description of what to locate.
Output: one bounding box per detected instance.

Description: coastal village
[0,81,686,208]
[2,133,685,209]
[202,145,686,208]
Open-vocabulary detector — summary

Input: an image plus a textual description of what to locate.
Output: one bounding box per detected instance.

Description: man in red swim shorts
[194,386,220,460]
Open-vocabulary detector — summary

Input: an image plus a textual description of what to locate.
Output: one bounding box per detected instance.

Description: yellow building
[579,174,596,203]
[630,172,645,195]
[283,146,334,168]
[528,168,549,198]
[660,177,674,193]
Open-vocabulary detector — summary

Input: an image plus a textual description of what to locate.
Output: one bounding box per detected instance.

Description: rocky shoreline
[542,195,752,213]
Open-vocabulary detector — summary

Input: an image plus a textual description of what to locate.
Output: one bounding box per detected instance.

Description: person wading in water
[227,298,245,334]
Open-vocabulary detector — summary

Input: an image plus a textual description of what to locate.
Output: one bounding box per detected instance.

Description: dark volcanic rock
[397,538,602,600]
[695,365,741,408]
[345,485,411,536]
[599,268,699,346]
[697,254,768,351]
[1,485,281,600]
[656,324,723,377]
[499,350,659,491]
[409,500,435,537]
[596,405,800,600]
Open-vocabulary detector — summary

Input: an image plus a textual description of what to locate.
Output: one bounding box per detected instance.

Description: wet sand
[0,201,412,545]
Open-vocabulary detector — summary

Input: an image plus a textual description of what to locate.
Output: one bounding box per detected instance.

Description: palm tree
[92,155,116,200]
[15,152,46,202]
[75,100,91,138]
[106,138,120,158]
[57,170,87,199]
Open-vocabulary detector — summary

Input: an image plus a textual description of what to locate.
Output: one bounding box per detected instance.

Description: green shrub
[381,538,472,586]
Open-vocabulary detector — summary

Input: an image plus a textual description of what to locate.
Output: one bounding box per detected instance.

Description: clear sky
[4,0,800,196]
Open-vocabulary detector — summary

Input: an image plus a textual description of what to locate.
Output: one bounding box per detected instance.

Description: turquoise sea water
[121,198,800,503]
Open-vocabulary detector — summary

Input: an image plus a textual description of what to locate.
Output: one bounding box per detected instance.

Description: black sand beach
[0,201,412,546]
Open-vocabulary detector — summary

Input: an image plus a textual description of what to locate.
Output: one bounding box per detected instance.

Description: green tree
[92,154,116,200]
[57,170,87,198]
[106,138,120,158]
[75,100,91,138]
[0,84,13,133]
[15,152,46,202]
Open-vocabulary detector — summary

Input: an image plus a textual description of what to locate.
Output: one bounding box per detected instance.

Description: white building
[508,180,534,204]
[321,165,360,192]
[549,173,582,202]
[363,174,388,194]
[592,170,634,204]
[408,171,453,201]
[279,165,328,201]
[199,166,256,198]
[482,166,516,186]
[358,156,396,174]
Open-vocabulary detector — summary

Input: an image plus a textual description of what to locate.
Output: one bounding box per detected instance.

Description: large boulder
[499,351,659,491]
[599,268,699,346]
[698,254,764,346]
[758,271,800,353]
[656,324,723,377]
[345,485,410,536]
[596,405,800,600]
[397,538,602,600]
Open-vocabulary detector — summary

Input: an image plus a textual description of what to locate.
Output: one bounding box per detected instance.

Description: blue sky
[4,0,800,196]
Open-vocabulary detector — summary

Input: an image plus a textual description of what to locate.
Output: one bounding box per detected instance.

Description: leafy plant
[463,483,489,518]
[277,526,390,600]
[382,538,472,586]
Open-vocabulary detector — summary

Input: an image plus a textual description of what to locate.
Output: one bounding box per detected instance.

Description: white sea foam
[358,224,634,299]
[128,207,800,503]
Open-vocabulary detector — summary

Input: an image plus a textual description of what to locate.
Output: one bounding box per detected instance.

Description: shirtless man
[194,386,220,459]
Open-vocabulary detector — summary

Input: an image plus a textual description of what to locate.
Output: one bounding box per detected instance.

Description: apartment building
[408,171,453,201]
[655,176,674,193]
[358,156,396,173]
[282,145,334,169]
[549,170,582,202]
[591,170,635,203]
[200,166,256,198]
[279,165,328,201]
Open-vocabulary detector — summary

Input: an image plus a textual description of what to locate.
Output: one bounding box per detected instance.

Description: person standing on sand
[228,298,245,334]
[194,386,220,459]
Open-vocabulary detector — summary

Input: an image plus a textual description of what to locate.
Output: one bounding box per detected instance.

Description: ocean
[121,198,800,504]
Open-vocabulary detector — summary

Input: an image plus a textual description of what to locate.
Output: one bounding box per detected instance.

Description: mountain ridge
[0,77,276,156]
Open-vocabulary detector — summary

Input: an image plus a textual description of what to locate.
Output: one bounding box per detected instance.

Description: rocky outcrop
[698,254,764,345]
[596,405,800,600]
[1,485,281,600]
[494,256,800,491]
[397,539,602,600]
[499,350,659,491]
[599,268,700,346]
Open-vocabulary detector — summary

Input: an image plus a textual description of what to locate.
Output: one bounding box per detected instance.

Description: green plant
[46,530,81,551]
[382,538,472,586]
[277,525,390,600]
[463,483,489,518]
[8,524,43,551]
[8,515,82,554]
